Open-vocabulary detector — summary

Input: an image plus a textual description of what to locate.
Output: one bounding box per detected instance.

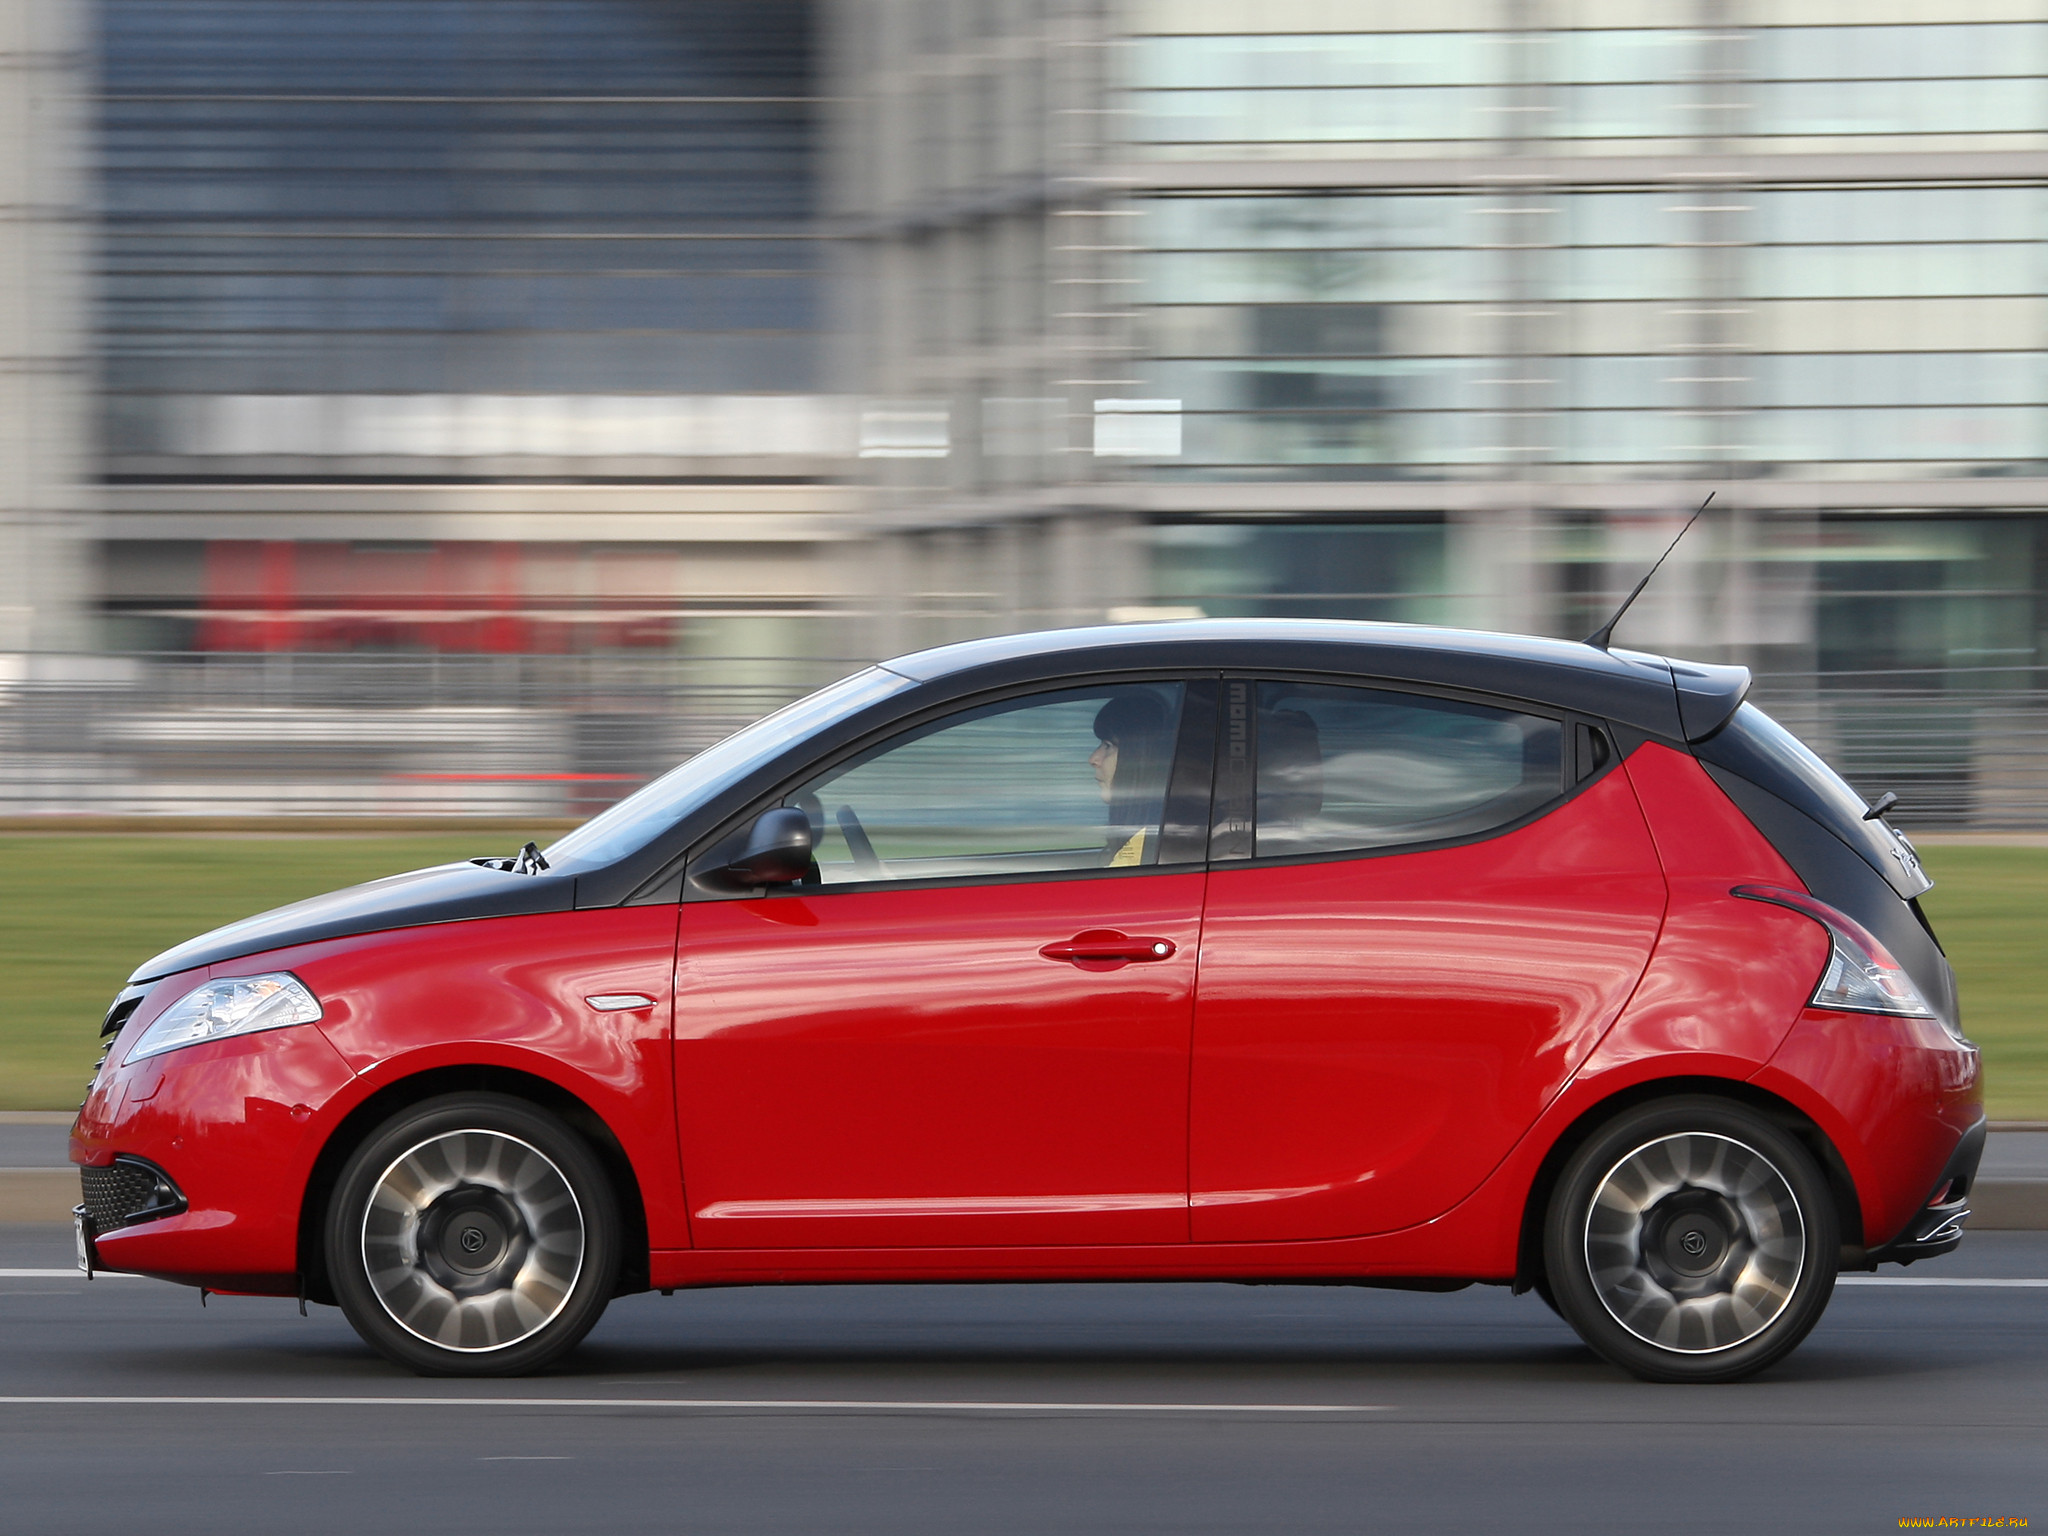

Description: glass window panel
[1748,244,2038,299]
[788,684,1187,885]
[1253,682,1562,858]
[1132,87,1496,144]
[1174,407,1482,469]
[1751,188,2044,244]
[1748,77,2045,136]
[1149,523,1447,624]
[1751,353,2046,408]
[1140,250,1488,305]
[100,0,819,399]
[1561,246,1690,301]
[1551,30,1709,85]
[1152,359,1484,415]
[1131,33,1503,91]
[1814,517,2037,672]
[1558,357,1684,409]
[1550,82,1698,138]
[1560,191,1675,248]
[1141,195,1470,252]
[1560,409,1712,464]
[1752,407,2045,462]
[1751,24,2048,81]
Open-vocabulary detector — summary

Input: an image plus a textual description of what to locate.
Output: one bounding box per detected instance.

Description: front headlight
[126,973,323,1062]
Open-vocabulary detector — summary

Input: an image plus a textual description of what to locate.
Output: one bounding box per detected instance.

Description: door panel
[1190,770,1664,1241]
[675,874,1203,1248]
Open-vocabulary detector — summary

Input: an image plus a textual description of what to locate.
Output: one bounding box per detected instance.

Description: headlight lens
[126,973,323,1061]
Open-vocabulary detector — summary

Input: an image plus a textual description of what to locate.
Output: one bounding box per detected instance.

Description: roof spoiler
[1670,658,1751,742]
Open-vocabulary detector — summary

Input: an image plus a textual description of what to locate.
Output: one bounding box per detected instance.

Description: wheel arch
[1512,1075,1863,1296]
[296,1064,652,1306]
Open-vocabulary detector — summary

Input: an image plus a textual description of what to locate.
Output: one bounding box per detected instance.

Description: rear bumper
[1865,1116,1986,1267]
[1749,1006,1982,1253]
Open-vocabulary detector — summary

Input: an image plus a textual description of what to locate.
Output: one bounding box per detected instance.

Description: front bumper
[77,1155,187,1235]
[72,1008,355,1289]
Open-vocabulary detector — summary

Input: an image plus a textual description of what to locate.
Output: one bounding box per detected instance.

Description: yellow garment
[1110,829,1147,867]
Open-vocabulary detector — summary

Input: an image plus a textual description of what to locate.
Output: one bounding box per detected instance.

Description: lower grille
[79,1157,186,1232]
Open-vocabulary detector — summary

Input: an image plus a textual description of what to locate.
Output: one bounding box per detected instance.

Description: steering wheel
[835,804,883,876]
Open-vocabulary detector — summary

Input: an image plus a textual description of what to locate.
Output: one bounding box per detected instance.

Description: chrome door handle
[1038,929,1177,964]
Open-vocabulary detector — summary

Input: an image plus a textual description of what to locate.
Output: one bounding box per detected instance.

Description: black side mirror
[721,806,814,888]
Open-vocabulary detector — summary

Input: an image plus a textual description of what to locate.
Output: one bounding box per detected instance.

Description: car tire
[326,1092,621,1376]
[1542,1096,1838,1384]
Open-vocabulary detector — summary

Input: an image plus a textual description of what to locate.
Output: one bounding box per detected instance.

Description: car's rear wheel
[326,1093,620,1376]
[1543,1097,1838,1383]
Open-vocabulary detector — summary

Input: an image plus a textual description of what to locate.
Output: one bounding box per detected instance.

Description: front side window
[1254,681,1562,858]
[787,683,1188,886]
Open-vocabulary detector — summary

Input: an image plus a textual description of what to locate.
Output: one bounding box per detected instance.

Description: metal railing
[2,652,2045,829]
[1747,669,2048,832]
[0,652,859,819]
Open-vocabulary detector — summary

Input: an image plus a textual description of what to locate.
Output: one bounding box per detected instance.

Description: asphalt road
[2,1224,2043,1536]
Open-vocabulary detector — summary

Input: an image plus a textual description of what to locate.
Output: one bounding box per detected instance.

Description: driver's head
[1089,691,1173,815]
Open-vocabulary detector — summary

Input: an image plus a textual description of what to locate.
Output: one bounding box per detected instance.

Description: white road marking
[1837,1276,2048,1287]
[0,1269,143,1279]
[0,1396,1390,1414]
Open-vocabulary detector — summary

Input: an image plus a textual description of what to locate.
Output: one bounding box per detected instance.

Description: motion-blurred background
[2,1,2047,1108]
[5,0,2048,821]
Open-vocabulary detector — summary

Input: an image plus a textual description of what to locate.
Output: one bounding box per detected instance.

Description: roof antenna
[1583,491,1714,652]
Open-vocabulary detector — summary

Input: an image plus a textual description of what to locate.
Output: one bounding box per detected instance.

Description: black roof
[882,619,1748,744]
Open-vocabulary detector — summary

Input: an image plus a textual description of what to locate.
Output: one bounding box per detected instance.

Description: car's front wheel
[326,1093,621,1376]
[1542,1097,1839,1383]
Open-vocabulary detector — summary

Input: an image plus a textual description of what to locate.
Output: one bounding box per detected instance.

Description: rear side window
[1254,681,1564,858]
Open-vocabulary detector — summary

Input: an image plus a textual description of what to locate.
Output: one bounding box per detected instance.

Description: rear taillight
[1732,884,1938,1021]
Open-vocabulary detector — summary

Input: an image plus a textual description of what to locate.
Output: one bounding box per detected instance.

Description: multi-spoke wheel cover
[360,1130,585,1353]
[1583,1132,1805,1355]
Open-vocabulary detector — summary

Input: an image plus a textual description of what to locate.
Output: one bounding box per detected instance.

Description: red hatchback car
[72,621,1982,1383]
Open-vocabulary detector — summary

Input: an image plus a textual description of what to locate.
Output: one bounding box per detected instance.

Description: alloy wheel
[1584,1131,1805,1354]
[360,1129,586,1354]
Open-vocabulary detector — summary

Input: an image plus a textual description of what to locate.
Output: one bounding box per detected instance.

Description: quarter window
[1254,681,1563,858]
[787,683,1188,885]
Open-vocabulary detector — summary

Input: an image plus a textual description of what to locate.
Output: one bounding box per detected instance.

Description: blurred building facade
[832,0,2048,691]
[2,0,2047,821]
[95,0,854,673]
[0,0,95,658]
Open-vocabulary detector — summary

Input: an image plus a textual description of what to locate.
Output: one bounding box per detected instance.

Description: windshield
[541,666,913,871]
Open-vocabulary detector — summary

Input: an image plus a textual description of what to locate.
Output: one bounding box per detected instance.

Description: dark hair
[1093,691,1174,829]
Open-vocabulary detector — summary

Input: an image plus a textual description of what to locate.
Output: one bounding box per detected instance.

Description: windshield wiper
[470,841,553,875]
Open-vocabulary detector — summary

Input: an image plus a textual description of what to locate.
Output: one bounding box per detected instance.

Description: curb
[6,1170,2048,1231]
[1970,1180,2048,1231]
[0,1171,78,1224]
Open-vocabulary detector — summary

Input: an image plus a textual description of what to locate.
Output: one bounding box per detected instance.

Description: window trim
[1212,670,1621,871]
[678,671,1220,902]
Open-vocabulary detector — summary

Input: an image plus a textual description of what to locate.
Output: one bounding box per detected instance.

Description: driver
[1088,692,1174,867]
